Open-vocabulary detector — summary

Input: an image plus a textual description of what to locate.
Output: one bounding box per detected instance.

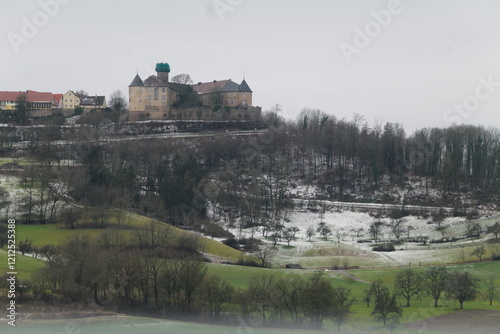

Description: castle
[128,63,261,121]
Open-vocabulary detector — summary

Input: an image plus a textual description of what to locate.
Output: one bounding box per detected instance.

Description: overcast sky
[2,0,500,133]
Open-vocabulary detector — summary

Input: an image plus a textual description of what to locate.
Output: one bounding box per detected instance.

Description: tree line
[3,107,500,238]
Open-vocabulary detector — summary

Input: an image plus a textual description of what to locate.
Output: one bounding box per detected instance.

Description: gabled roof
[192,80,230,94]
[129,74,145,87]
[0,91,23,101]
[80,96,106,106]
[191,79,252,94]
[0,91,53,103]
[221,80,241,92]
[144,75,166,87]
[168,82,192,94]
[52,94,63,103]
[52,94,63,106]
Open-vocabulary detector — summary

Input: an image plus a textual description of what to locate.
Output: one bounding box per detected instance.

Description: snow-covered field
[222,202,500,268]
[0,174,23,217]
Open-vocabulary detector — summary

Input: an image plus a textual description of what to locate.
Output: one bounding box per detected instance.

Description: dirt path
[335,270,371,284]
[290,243,313,263]
[374,250,399,263]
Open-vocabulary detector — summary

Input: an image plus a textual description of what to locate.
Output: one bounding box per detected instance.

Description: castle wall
[128,105,262,122]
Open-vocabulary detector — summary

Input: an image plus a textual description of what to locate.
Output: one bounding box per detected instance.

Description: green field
[205,259,500,330]
[0,249,46,280]
[11,210,245,262]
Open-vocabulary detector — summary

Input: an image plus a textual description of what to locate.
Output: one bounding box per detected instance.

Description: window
[243,93,246,98]
[139,99,143,103]
[162,88,166,93]
[154,88,159,100]
[162,95,166,101]
[147,95,152,101]
[242,100,247,105]
[161,102,166,107]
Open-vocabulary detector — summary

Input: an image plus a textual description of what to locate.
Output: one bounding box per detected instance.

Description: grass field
[11,210,245,263]
[0,249,46,280]
[205,259,500,331]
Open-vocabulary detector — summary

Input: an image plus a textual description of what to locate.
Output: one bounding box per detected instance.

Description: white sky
[2,0,500,133]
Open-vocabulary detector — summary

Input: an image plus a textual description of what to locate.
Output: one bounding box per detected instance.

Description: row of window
[138,87,167,93]
[145,102,167,107]
[0,101,53,107]
[223,100,247,105]
[146,95,167,101]
[223,93,247,98]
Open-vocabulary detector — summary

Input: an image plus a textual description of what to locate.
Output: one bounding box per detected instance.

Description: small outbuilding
[285,264,303,269]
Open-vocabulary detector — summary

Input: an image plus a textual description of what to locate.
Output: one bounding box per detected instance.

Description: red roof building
[0,90,60,110]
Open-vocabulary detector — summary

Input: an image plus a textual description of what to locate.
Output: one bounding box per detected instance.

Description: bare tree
[306,225,315,242]
[331,286,355,330]
[394,269,421,307]
[432,212,445,230]
[171,73,193,85]
[18,239,33,255]
[369,222,383,244]
[283,228,294,246]
[445,271,479,309]
[487,222,500,239]
[109,90,128,112]
[254,244,275,267]
[470,245,486,261]
[485,274,498,306]
[389,219,405,242]
[423,266,449,307]
[317,222,332,241]
[199,274,234,318]
[371,282,402,327]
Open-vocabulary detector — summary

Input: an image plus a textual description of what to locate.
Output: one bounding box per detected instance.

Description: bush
[236,258,263,267]
[237,238,262,252]
[372,244,396,252]
[492,253,500,261]
[222,237,240,250]
[176,233,206,253]
[201,222,234,239]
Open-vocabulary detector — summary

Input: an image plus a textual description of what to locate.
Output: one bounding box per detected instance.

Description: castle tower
[128,73,145,112]
[156,62,170,84]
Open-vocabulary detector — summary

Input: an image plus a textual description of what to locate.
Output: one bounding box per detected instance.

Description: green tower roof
[155,63,170,73]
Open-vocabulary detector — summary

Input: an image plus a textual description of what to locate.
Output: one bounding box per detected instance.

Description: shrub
[176,233,206,253]
[201,222,233,239]
[222,237,240,250]
[236,258,263,267]
[372,244,396,252]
